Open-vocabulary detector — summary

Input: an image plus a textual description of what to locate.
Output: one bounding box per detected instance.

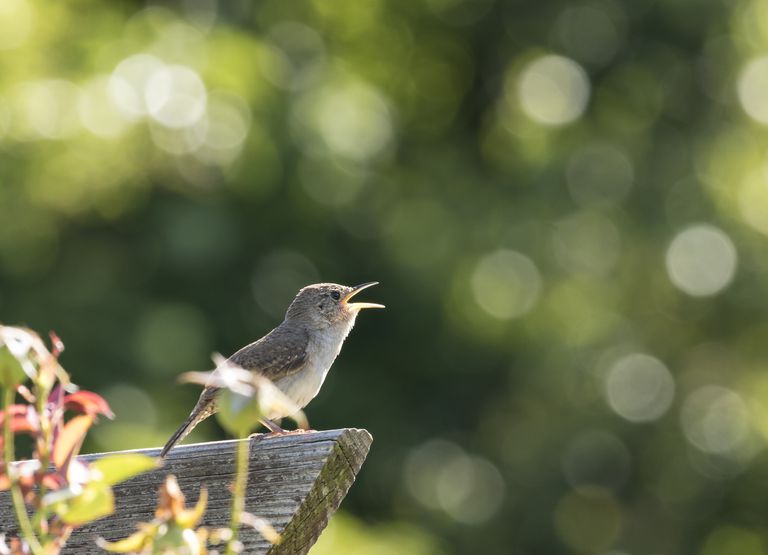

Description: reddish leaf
[63,391,114,419]
[53,415,93,471]
[42,471,66,491]
[0,405,39,435]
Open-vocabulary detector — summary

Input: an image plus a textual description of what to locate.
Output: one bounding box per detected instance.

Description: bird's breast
[273,318,356,411]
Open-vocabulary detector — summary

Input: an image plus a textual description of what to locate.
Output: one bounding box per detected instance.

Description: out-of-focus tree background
[2,0,768,553]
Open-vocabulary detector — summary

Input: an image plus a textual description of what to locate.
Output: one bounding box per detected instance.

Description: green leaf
[55,481,115,525]
[152,524,202,555]
[0,345,27,388]
[216,389,264,437]
[91,453,159,486]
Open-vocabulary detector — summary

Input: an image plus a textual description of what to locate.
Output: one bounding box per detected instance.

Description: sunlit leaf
[64,390,114,418]
[52,415,93,470]
[97,530,149,553]
[176,487,208,528]
[91,453,158,486]
[157,474,186,520]
[54,481,114,525]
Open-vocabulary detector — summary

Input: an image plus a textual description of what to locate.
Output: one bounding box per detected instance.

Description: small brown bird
[160,282,383,457]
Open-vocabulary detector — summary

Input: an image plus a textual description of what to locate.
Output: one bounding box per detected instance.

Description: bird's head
[285,282,384,328]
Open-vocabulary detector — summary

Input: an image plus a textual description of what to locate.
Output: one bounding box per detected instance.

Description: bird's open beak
[343,282,385,309]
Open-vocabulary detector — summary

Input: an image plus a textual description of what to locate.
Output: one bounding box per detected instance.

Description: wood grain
[0,428,373,555]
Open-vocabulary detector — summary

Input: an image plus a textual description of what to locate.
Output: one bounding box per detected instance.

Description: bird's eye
[330,291,341,300]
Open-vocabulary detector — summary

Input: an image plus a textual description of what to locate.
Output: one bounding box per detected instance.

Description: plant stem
[3,387,43,555]
[30,385,51,540]
[226,437,250,555]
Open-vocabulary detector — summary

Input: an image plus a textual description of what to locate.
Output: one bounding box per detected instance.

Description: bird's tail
[160,388,219,458]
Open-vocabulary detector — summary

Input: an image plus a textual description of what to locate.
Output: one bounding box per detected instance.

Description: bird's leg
[260,417,286,433]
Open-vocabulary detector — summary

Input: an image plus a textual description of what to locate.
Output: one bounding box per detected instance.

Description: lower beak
[343,282,385,309]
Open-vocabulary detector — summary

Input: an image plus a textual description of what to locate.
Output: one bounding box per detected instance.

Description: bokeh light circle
[78,75,130,138]
[145,64,207,129]
[738,57,768,125]
[605,353,675,422]
[404,439,505,524]
[194,90,252,165]
[109,54,166,119]
[314,82,393,162]
[12,79,82,140]
[665,224,737,297]
[470,249,542,319]
[518,55,590,126]
[680,385,750,455]
[738,171,768,236]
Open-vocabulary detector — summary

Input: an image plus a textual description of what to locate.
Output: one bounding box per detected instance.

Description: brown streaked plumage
[160,282,383,458]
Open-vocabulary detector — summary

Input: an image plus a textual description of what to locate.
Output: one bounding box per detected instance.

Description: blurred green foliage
[2,0,768,553]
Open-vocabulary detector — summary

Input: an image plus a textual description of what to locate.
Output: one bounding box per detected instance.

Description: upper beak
[343,282,385,309]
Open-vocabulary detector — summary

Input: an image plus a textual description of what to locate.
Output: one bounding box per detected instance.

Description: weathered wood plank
[0,428,372,555]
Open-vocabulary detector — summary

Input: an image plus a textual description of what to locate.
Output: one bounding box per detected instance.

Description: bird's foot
[260,417,286,433]
[260,418,316,434]
[248,428,317,440]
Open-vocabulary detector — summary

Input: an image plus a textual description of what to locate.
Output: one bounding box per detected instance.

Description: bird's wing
[228,325,310,381]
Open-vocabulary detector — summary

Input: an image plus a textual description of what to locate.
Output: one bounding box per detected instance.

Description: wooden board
[0,428,373,555]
